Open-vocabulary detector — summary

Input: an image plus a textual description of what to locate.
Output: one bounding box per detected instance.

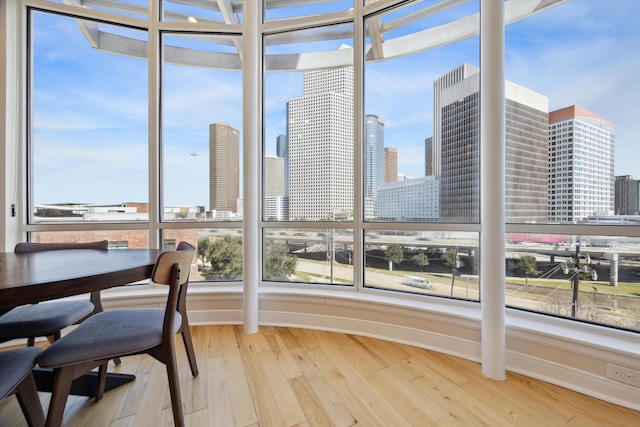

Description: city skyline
[29,0,639,209]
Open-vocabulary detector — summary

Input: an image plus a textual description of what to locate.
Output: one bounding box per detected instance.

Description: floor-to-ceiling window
[361,0,480,299]
[503,0,640,331]
[29,12,149,223]
[161,31,244,281]
[263,22,355,286]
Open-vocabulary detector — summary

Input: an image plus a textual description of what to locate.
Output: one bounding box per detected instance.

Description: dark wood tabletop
[0,249,162,311]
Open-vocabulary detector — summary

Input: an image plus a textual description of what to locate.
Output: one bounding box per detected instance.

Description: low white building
[377,176,440,221]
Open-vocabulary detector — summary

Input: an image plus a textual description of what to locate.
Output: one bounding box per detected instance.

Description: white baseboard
[8,285,637,411]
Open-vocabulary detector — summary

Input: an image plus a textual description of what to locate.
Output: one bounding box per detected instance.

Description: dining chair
[0,347,46,427]
[0,241,109,347]
[175,241,199,377]
[38,242,197,427]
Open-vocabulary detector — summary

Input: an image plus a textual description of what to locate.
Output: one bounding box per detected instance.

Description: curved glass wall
[22,0,640,333]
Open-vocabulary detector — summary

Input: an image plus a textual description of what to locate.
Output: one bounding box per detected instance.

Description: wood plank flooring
[1,325,638,426]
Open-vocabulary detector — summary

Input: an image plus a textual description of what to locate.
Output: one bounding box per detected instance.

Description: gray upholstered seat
[0,347,46,427]
[39,309,181,367]
[38,242,197,427]
[0,301,94,344]
[0,240,109,347]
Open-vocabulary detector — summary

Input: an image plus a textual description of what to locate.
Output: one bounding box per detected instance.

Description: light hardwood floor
[1,325,639,426]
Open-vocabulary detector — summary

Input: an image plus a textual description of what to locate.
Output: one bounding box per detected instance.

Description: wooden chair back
[14,240,109,253]
[151,242,195,286]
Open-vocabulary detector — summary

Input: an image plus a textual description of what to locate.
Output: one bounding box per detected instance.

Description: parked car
[402,276,432,290]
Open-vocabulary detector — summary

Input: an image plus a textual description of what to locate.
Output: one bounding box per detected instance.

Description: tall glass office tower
[364,114,384,219]
[276,134,289,198]
[437,64,549,222]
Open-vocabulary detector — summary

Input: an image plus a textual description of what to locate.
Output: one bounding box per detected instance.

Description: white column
[0,0,22,251]
[242,0,261,334]
[148,0,160,249]
[352,1,364,290]
[480,0,506,380]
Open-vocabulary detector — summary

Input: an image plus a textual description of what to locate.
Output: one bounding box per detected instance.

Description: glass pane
[169,228,244,281]
[264,24,354,222]
[162,0,227,23]
[44,0,149,19]
[30,230,149,249]
[263,228,354,285]
[364,1,480,222]
[162,228,224,282]
[365,230,479,300]
[506,233,640,332]
[162,33,243,221]
[264,0,353,21]
[505,0,639,224]
[30,12,148,223]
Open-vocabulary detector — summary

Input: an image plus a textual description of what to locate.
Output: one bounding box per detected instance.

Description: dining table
[0,248,162,396]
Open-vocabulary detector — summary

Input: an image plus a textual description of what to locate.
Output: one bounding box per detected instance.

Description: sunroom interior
[1,0,639,413]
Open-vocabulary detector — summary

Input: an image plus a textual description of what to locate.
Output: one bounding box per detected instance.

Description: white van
[402,276,432,290]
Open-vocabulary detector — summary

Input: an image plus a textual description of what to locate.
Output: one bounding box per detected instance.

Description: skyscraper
[276,134,289,196]
[424,137,433,176]
[209,123,239,213]
[436,64,549,222]
[614,175,639,215]
[276,134,288,158]
[548,106,614,222]
[264,155,287,220]
[384,147,397,184]
[364,115,384,219]
[287,67,354,220]
[264,155,285,197]
[433,63,479,177]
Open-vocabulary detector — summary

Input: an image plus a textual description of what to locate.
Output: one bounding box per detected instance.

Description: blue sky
[31,0,639,209]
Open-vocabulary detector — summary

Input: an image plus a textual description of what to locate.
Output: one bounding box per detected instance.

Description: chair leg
[27,337,36,346]
[166,353,185,427]
[45,367,75,427]
[15,373,45,427]
[95,362,108,402]
[180,324,199,377]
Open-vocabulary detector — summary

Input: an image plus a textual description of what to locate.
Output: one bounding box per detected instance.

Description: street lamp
[450,250,460,297]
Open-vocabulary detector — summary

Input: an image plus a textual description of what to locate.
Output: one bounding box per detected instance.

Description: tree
[208,236,243,279]
[384,244,404,271]
[411,252,429,272]
[442,249,464,296]
[197,237,211,267]
[264,243,298,281]
[514,255,540,285]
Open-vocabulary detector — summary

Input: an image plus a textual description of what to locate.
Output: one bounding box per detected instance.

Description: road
[295,259,543,310]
